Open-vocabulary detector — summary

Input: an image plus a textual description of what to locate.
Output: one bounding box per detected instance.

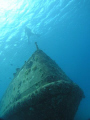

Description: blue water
[0,0,90,119]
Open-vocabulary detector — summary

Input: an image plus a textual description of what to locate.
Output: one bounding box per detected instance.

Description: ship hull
[0,50,84,120]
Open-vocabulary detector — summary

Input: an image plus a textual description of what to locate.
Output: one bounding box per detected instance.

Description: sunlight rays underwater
[0,0,86,44]
[0,0,90,119]
[0,0,88,97]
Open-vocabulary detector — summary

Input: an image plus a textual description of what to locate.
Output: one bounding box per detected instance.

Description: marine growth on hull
[0,43,85,120]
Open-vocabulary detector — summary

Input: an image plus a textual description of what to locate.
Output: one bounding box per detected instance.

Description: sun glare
[0,0,10,10]
[0,0,19,12]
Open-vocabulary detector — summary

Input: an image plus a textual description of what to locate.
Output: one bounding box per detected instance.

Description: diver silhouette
[25,26,40,43]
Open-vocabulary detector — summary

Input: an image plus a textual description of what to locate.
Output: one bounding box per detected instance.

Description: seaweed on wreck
[32,66,37,71]
[26,61,33,69]
[25,68,31,76]
[13,68,20,77]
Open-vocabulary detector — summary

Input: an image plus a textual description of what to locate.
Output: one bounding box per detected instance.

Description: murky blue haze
[0,0,90,119]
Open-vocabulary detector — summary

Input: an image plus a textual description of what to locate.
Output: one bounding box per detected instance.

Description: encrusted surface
[0,50,84,120]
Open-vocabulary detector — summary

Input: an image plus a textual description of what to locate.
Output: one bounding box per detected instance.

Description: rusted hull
[0,50,84,120]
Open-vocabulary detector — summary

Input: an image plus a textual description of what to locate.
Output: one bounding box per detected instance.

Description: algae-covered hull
[0,49,84,120]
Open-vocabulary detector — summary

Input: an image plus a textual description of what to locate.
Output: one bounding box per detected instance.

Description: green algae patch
[0,49,84,120]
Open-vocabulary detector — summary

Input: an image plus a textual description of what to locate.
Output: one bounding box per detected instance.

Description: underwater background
[0,0,90,119]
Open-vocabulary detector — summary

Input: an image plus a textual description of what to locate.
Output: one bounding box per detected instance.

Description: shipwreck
[0,43,84,120]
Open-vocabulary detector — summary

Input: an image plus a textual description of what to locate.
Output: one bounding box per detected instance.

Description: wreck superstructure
[0,45,84,120]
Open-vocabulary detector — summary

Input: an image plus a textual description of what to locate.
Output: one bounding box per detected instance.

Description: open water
[0,0,90,119]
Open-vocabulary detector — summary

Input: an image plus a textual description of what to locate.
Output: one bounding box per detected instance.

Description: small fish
[16,68,20,72]
[10,63,13,66]
[13,73,16,76]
